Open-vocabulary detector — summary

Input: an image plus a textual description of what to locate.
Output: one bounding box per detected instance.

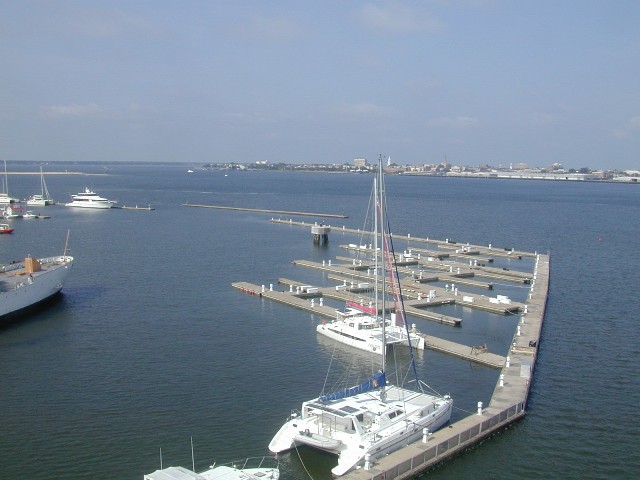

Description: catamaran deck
[234,220,549,478]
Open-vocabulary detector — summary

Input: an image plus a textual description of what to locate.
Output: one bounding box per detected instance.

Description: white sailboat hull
[317,321,425,354]
[269,387,452,476]
[0,256,73,322]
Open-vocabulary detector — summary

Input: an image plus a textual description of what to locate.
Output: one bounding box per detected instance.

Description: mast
[376,155,387,396]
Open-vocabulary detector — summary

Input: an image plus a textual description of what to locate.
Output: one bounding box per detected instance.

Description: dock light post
[311,299,315,308]
[289,285,293,292]
[499,374,504,387]
[477,402,483,415]
[506,356,511,368]
[423,428,429,443]
[261,285,265,293]
[319,298,323,307]
[364,454,371,470]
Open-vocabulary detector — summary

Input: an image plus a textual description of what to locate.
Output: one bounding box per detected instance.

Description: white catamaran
[268,156,452,476]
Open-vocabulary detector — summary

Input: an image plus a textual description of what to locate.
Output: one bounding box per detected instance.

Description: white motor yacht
[65,187,114,209]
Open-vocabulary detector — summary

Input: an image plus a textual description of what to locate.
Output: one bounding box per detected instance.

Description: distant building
[354,158,367,168]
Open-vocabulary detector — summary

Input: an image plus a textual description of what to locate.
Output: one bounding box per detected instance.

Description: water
[1,165,638,479]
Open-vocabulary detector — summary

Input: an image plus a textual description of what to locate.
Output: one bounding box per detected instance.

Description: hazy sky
[1,1,638,169]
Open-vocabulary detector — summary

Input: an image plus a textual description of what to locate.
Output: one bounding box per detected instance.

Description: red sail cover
[346,301,376,315]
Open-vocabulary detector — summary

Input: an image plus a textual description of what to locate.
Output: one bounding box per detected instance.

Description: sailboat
[0,160,18,205]
[27,167,54,206]
[268,156,453,476]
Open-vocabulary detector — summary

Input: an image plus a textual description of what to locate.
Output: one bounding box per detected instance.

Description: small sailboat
[0,160,18,205]
[27,167,54,206]
[268,156,452,476]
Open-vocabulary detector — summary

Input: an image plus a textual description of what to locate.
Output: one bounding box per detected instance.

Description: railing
[211,455,279,471]
[361,403,526,480]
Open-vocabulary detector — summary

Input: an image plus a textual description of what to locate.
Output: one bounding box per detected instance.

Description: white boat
[23,211,38,219]
[144,456,279,480]
[65,187,114,209]
[0,252,74,323]
[318,302,425,354]
[27,167,54,206]
[0,160,18,205]
[268,156,452,476]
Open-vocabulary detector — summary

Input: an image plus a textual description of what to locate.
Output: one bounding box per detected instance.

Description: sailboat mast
[376,155,386,379]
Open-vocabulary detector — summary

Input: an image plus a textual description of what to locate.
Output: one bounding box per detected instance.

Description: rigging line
[293,443,316,480]
[452,404,478,415]
[384,215,421,388]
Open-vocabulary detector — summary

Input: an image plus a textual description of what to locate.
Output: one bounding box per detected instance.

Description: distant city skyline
[1,1,639,170]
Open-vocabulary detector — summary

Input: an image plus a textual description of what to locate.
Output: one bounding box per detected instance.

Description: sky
[1,1,639,170]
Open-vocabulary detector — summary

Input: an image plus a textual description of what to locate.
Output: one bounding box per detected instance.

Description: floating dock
[234,223,549,478]
[113,205,155,210]
[184,203,347,218]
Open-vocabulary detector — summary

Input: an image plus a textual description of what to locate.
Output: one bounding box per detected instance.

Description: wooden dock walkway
[290,259,523,316]
[231,281,510,367]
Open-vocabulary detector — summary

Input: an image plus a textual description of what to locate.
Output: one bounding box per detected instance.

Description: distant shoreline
[6,172,109,176]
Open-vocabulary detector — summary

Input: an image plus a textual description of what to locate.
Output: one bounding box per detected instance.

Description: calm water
[0,165,638,479]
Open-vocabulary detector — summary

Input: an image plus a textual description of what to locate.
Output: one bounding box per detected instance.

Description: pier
[233,225,549,478]
[183,204,348,218]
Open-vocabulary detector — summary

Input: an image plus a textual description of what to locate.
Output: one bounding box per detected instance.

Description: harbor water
[0,165,638,479]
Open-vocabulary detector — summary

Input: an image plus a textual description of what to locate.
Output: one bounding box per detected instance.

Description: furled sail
[346,301,377,315]
[319,371,386,402]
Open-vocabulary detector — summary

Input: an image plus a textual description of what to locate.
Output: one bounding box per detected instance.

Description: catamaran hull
[316,325,385,354]
[269,400,452,476]
[317,325,425,355]
[0,257,73,324]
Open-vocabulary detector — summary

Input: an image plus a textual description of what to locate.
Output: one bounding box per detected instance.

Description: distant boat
[23,211,38,219]
[317,301,425,354]
[65,187,114,209]
[187,169,194,173]
[144,456,279,480]
[0,233,74,323]
[0,223,14,234]
[0,160,18,205]
[27,167,54,206]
